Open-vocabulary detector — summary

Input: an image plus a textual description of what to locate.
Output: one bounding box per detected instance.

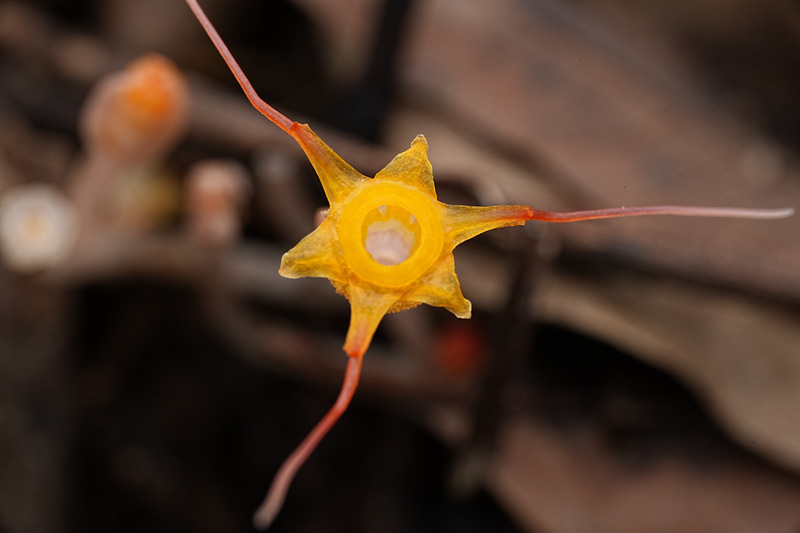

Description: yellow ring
[338,182,443,288]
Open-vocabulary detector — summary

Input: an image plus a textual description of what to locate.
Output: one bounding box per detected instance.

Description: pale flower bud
[185,160,251,248]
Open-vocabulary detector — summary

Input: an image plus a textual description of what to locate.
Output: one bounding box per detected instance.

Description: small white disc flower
[0,185,79,272]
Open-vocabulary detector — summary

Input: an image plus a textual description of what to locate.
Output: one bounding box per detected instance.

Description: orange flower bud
[80,54,188,162]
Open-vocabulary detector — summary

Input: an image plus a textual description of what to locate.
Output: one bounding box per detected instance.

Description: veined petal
[279,217,347,282]
[406,253,471,318]
[442,204,532,247]
[343,284,399,358]
[290,123,368,208]
[374,135,436,198]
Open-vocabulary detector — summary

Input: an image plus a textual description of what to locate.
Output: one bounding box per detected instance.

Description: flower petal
[343,284,399,357]
[290,124,368,208]
[442,203,532,247]
[279,217,347,283]
[407,253,471,318]
[374,135,436,198]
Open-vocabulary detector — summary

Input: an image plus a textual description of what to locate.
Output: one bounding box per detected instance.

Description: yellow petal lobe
[342,285,398,358]
[443,204,533,246]
[405,253,471,318]
[374,135,436,197]
[289,123,367,208]
[279,217,347,283]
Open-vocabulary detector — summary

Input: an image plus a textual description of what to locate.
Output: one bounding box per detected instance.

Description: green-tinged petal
[374,135,436,198]
[343,285,399,357]
[290,123,368,207]
[279,217,347,282]
[406,253,471,318]
[442,204,532,247]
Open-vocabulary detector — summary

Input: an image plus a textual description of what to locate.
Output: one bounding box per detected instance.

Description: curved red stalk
[184,0,294,134]
[527,205,794,222]
[252,356,363,529]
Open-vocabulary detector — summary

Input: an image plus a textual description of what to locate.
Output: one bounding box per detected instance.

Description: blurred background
[1,0,799,531]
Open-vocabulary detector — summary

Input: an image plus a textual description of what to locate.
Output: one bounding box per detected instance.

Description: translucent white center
[364,218,416,266]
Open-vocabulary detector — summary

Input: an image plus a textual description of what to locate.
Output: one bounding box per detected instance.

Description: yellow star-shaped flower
[184,3,533,524]
[184,0,792,526]
[280,124,532,359]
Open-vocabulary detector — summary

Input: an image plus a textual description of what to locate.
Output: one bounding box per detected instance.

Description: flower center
[337,182,443,288]
[363,205,420,266]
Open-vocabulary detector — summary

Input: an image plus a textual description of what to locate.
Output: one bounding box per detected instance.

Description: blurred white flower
[0,185,79,272]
